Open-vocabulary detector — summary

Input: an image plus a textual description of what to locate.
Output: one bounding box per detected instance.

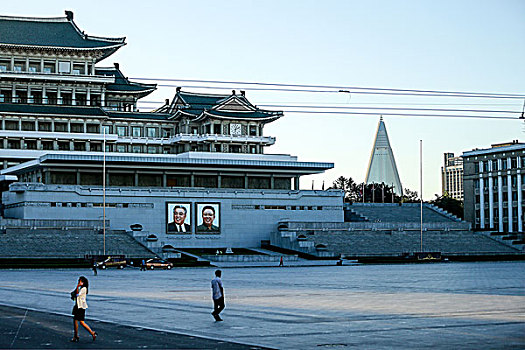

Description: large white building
[463,141,524,233]
[0,11,342,254]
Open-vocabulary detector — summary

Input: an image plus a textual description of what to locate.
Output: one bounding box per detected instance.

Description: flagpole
[420,140,423,252]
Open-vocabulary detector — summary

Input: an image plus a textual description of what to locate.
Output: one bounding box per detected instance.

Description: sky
[4,1,524,199]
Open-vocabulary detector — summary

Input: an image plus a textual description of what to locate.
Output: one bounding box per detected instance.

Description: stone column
[488,169,494,229]
[479,165,485,229]
[498,159,504,232]
[57,87,62,105]
[42,86,47,104]
[72,88,76,106]
[508,171,513,233]
[518,169,523,233]
[86,88,91,106]
[294,176,300,190]
[217,174,222,188]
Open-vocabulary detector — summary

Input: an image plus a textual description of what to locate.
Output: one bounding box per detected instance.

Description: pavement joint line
[9,307,28,348]
[0,302,275,350]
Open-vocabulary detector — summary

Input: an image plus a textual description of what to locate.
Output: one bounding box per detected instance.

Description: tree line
[328,176,463,218]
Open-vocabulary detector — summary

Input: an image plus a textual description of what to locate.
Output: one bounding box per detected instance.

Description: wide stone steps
[0,228,155,259]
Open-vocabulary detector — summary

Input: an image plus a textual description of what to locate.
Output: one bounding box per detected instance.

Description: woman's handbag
[70,290,76,301]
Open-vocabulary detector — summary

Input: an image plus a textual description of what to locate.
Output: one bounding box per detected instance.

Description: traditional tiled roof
[0,103,106,117]
[0,11,125,60]
[106,111,170,121]
[0,103,170,120]
[165,90,283,122]
[96,65,157,95]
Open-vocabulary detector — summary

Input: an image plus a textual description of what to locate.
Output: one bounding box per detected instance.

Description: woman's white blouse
[76,287,88,309]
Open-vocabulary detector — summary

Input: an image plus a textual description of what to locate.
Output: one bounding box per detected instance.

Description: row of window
[474,175,524,188]
[475,157,523,172]
[0,58,92,75]
[475,191,524,203]
[0,119,261,138]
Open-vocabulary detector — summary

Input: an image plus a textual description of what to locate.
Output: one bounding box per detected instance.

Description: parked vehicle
[146,258,173,270]
[96,256,127,269]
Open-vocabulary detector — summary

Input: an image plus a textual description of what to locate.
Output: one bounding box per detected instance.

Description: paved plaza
[0,262,524,349]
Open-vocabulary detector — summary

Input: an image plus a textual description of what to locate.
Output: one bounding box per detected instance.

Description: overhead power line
[130,77,525,99]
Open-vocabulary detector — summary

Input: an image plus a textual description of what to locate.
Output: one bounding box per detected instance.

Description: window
[21,121,35,131]
[43,62,55,74]
[213,124,222,134]
[74,142,85,151]
[250,145,257,154]
[0,59,8,72]
[162,128,172,137]
[57,141,69,151]
[86,124,99,133]
[42,141,53,150]
[132,145,142,153]
[147,146,158,154]
[131,126,142,137]
[24,140,37,149]
[70,123,84,133]
[72,63,84,75]
[146,127,157,138]
[102,125,112,135]
[117,144,127,152]
[38,122,51,132]
[116,126,127,136]
[249,125,257,136]
[58,61,71,73]
[28,61,39,73]
[54,123,67,132]
[13,61,25,72]
[5,121,18,130]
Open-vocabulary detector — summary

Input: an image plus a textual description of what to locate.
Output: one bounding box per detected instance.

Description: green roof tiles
[96,67,157,93]
[0,14,125,50]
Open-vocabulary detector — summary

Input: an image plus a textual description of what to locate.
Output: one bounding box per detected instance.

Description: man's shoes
[212,313,222,321]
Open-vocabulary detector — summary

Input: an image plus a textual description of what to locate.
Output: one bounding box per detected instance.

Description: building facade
[441,153,463,200]
[463,141,524,233]
[0,11,342,250]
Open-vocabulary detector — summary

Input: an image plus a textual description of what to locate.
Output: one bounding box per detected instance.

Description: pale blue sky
[4,1,524,198]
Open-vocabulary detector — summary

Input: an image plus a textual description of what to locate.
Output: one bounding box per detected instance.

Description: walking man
[211,270,225,321]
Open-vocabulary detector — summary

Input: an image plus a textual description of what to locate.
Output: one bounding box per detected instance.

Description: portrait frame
[195,203,221,234]
[166,202,193,234]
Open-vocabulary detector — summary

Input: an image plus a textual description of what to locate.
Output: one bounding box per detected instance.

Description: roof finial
[240,90,245,96]
[232,90,236,95]
[114,62,119,70]
[176,87,181,92]
[65,10,74,21]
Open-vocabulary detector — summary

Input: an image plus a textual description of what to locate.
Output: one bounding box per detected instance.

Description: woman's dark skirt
[72,304,86,321]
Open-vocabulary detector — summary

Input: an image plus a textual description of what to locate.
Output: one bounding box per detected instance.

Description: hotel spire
[365,117,403,195]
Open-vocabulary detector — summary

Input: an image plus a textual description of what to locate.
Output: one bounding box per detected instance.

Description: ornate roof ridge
[0,15,68,23]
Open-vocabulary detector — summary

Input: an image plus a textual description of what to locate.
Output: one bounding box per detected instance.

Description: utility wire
[135,101,521,115]
[152,84,525,99]
[131,77,525,99]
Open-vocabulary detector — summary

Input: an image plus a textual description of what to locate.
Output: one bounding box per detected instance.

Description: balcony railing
[116,133,276,145]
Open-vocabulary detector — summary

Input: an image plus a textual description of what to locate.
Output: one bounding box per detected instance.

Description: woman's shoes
[92,332,97,341]
[70,336,79,342]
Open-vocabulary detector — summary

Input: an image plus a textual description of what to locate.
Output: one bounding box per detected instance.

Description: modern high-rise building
[463,141,524,233]
[365,117,403,195]
[0,11,342,251]
[441,153,463,200]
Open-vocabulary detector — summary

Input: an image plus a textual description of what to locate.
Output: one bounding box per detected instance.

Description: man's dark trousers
[212,297,225,320]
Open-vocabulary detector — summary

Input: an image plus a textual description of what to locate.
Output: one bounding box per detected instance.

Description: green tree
[430,194,464,219]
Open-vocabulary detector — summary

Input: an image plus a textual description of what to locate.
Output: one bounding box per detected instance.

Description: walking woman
[70,276,97,342]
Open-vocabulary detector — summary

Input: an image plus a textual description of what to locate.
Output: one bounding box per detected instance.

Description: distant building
[365,117,403,195]
[463,141,524,233]
[441,153,463,200]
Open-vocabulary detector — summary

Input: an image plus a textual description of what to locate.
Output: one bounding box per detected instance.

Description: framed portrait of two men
[166,202,220,234]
